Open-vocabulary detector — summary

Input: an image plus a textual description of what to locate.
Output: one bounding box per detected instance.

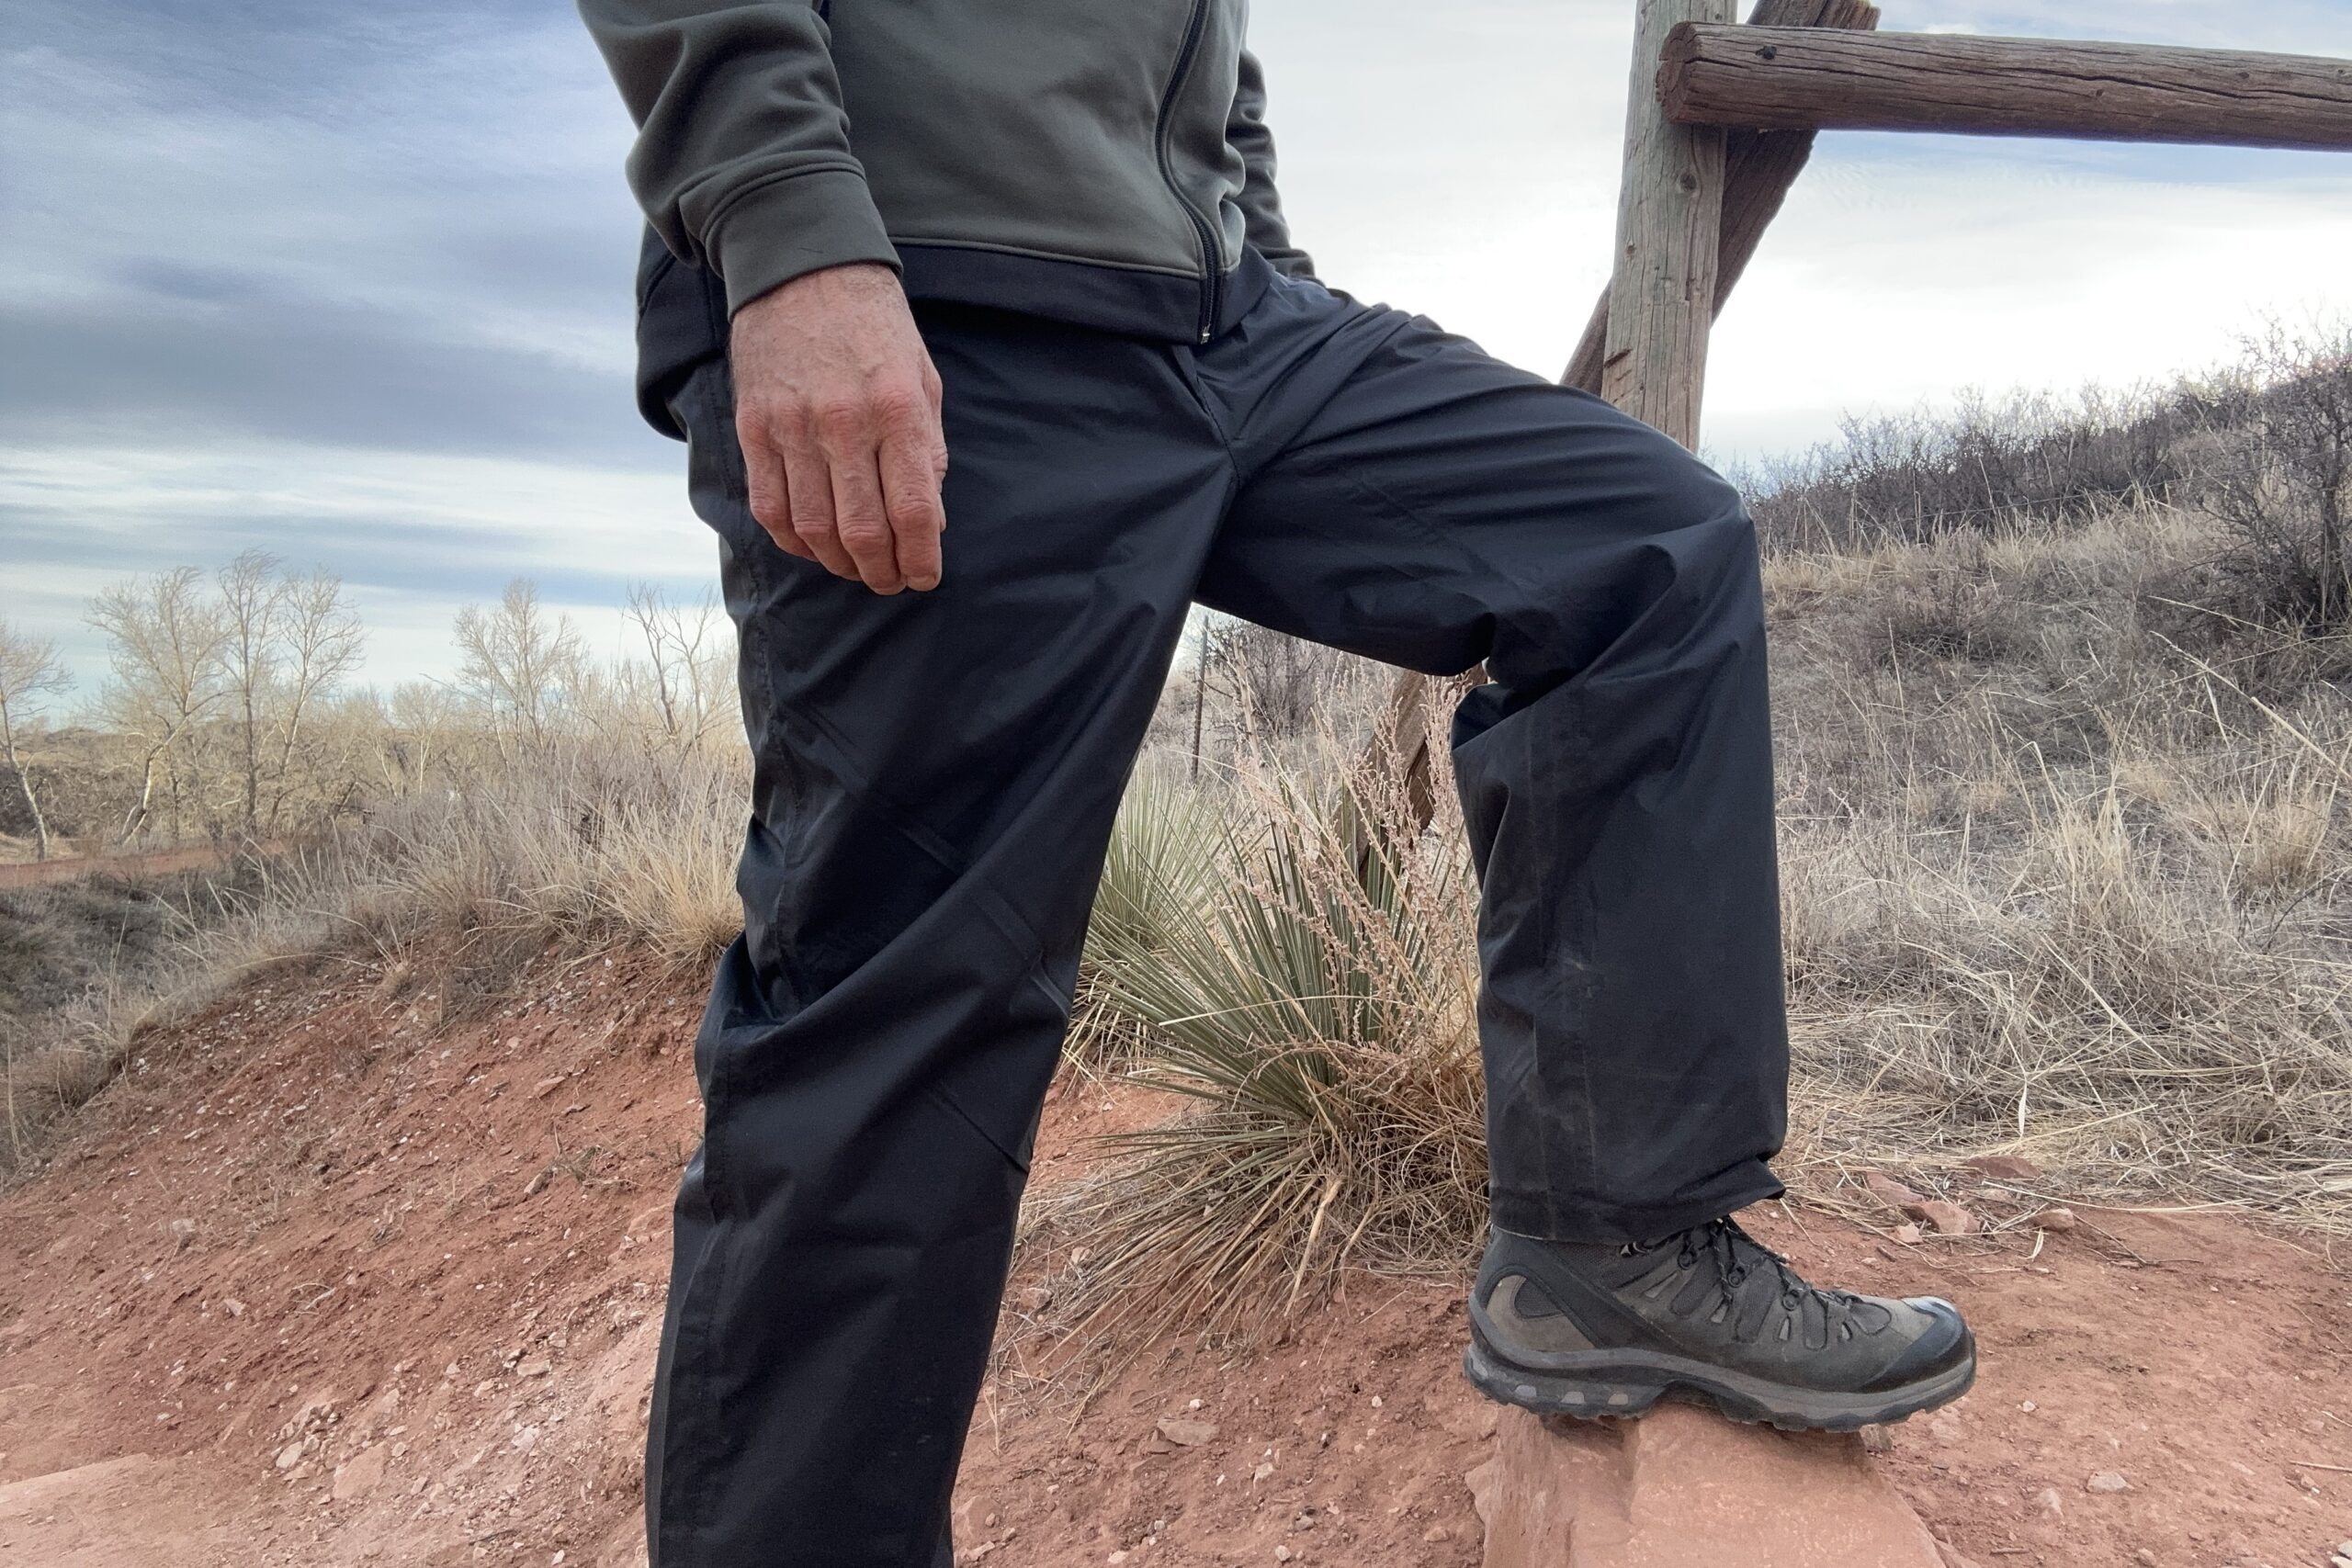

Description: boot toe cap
[1869,1296,1973,1390]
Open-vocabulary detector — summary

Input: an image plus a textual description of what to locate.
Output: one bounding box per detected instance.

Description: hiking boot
[1464,1217,1974,1431]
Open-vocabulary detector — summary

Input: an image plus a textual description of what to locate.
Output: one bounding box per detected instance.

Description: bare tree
[1203,619,1354,746]
[262,569,365,831]
[0,619,72,859]
[453,580,585,749]
[88,567,232,844]
[624,583,733,753]
[217,548,286,837]
[379,680,469,795]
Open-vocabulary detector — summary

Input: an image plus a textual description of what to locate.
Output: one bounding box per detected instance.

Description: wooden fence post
[1599,0,1736,449]
[1565,0,1880,392]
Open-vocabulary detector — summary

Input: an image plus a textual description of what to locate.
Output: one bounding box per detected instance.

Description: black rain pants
[647,265,1790,1566]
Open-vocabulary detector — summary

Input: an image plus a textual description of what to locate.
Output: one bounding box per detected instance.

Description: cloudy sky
[5,0,2350,687]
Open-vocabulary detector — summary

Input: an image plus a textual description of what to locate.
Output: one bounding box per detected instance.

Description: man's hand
[729,263,947,593]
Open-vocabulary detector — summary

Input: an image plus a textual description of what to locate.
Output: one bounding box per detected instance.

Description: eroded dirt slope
[2,952,2348,1567]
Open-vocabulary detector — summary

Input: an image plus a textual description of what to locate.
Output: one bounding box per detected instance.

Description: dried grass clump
[300,742,746,1007]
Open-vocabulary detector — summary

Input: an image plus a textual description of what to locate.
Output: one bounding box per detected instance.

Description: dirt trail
[1,952,2347,1566]
[0,841,286,889]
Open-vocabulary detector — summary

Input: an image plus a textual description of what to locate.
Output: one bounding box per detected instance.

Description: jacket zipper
[1152,0,1221,343]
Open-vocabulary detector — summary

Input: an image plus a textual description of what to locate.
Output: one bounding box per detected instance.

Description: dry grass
[1768,504,2352,1227]
[253,742,746,1010]
[16,337,2352,1341]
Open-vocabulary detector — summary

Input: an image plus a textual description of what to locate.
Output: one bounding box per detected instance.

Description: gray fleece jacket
[579,0,1314,345]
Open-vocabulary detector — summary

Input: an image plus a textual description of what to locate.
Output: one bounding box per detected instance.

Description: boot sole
[1462,1328,1976,1433]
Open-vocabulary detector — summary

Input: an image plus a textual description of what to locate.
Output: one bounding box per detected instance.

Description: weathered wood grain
[1563,0,1878,393]
[1659,26,2352,150]
[1599,0,1736,450]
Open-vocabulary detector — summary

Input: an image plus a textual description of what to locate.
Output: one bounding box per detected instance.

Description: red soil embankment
[1,952,2347,1566]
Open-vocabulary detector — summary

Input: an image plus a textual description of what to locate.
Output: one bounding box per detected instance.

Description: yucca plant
[1059,746,1486,1340]
[1065,765,1227,1066]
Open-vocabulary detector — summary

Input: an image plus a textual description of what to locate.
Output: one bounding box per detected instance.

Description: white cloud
[6,0,2351,692]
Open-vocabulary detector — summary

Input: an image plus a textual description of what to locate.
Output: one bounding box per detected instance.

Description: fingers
[879,409,945,594]
[824,426,904,596]
[778,420,860,582]
[733,367,949,593]
[737,423,814,562]
[741,387,944,595]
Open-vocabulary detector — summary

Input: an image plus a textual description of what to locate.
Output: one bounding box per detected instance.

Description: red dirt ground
[2,950,2348,1567]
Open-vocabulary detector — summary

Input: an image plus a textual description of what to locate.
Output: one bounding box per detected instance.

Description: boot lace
[1627,1216,1861,1320]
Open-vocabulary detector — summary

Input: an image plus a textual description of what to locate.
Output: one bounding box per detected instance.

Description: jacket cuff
[708,166,901,315]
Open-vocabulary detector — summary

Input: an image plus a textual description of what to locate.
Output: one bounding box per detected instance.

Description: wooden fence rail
[1660,26,2352,151]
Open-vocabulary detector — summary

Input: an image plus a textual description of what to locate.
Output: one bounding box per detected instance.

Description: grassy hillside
[8,331,2349,1332]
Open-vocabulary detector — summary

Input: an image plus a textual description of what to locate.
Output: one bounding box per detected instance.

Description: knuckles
[743,378,935,450]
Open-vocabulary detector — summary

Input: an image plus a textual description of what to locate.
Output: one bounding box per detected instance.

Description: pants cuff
[1487,1169,1786,1247]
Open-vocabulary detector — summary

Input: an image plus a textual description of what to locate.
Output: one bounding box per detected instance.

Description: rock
[2132,1551,2157,1567]
[1423,1526,1453,1543]
[1926,1414,1962,1445]
[1155,1416,1217,1447]
[1464,1459,1498,1526]
[273,1442,304,1472]
[1935,1545,1984,1568]
[2032,1486,2063,1518]
[2086,1471,2130,1494]
[1863,1172,1928,1211]
[1476,1404,1945,1567]
[1891,1224,1925,1246]
[1437,1399,1502,1442]
[331,1445,388,1502]
[1902,1201,1978,1237]
[2031,1207,2077,1234]
[516,1356,552,1379]
[1962,1156,2042,1184]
